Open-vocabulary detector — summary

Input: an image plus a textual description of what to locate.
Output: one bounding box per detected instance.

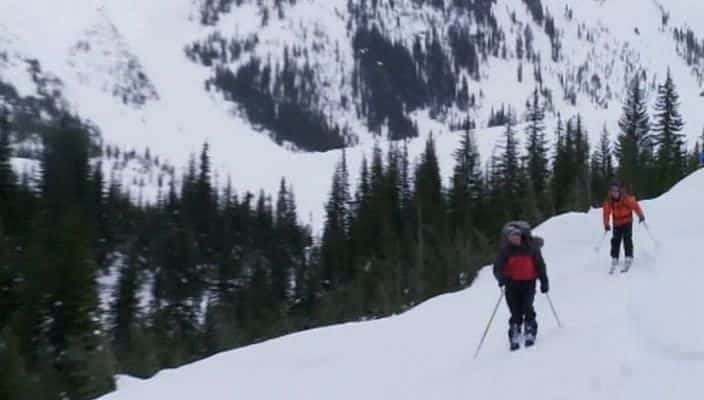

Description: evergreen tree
[0,327,35,400]
[519,159,540,225]
[639,131,657,198]
[412,135,449,298]
[34,211,115,399]
[0,110,14,203]
[368,144,386,253]
[181,155,198,224]
[195,142,215,259]
[653,69,686,192]
[449,124,483,236]
[339,149,351,231]
[272,178,301,305]
[689,129,704,172]
[0,110,16,232]
[591,125,614,205]
[689,141,702,173]
[617,75,650,194]
[205,180,244,355]
[110,241,157,378]
[524,88,549,217]
[111,247,141,359]
[151,201,202,367]
[91,162,109,269]
[320,155,350,289]
[349,155,371,272]
[498,109,522,219]
[572,115,591,211]
[30,116,116,398]
[41,116,93,217]
[384,143,403,237]
[486,150,507,232]
[400,140,412,212]
[0,221,15,330]
[552,114,579,212]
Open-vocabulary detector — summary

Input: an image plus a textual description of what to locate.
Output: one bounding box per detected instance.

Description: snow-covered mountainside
[1,0,704,228]
[96,168,704,400]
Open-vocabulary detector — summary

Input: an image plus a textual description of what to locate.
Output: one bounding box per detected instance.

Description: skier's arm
[536,249,548,284]
[602,201,612,229]
[493,249,508,283]
[536,249,549,293]
[630,197,645,221]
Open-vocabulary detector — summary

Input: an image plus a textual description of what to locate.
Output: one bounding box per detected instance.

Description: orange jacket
[603,195,644,228]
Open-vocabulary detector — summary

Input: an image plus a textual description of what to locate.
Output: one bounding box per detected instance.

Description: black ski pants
[611,222,633,259]
[505,280,537,328]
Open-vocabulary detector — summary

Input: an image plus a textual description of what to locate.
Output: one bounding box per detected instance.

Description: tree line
[314,70,702,327]
[0,111,315,399]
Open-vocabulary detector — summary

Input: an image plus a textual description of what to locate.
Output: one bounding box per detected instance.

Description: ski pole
[545,293,562,328]
[642,222,661,248]
[593,231,608,253]
[474,289,504,358]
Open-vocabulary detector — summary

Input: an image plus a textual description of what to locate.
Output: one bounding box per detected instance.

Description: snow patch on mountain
[67,15,158,107]
[1,0,704,231]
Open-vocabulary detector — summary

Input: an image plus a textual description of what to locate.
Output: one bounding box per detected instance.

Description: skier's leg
[523,281,538,345]
[624,222,634,258]
[505,282,522,349]
[621,222,635,272]
[505,281,522,325]
[611,225,624,260]
[523,281,537,324]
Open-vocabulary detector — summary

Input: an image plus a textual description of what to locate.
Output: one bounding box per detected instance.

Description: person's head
[506,227,523,246]
[609,183,622,200]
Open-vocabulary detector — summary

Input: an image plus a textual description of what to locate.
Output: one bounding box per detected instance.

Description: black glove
[540,279,549,294]
[498,278,506,288]
[639,215,645,223]
[605,224,611,232]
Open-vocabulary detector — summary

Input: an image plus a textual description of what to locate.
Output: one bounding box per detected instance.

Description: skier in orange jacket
[603,182,645,272]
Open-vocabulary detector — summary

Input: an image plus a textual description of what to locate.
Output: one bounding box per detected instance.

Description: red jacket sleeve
[629,197,644,219]
[603,201,612,227]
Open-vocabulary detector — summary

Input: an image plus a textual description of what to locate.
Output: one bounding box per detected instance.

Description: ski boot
[609,258,619,274]
[621,257,633,273]
[508,324,521,351]
[524,320,538,347]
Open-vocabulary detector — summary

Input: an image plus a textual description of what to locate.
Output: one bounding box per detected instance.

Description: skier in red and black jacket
[493,221,549,350]
[603,182,645,273]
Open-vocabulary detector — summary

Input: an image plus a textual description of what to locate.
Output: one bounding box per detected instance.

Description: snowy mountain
[2,0,704,228]
[95,168,704,400]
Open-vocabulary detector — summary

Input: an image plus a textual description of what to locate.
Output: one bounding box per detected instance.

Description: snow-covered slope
[2,0,704,229]
[98,168,704,400]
